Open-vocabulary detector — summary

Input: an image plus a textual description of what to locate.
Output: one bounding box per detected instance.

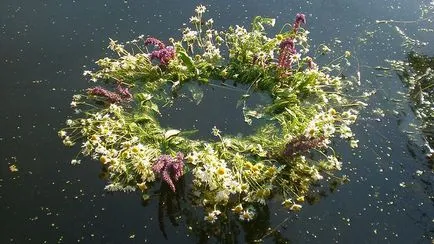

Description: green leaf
[285,107,298,119]
[134,114,154,123]
[164,129,181,139]
[128,122,138,130]
[179,129,199,137]
[150,102,161,115]
[178,50,198,75]
[136,93,153,102]
[252,16,276,32]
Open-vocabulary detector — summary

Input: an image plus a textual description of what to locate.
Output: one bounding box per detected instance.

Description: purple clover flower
[144,37,166,49]
[144,37,175,66]
[278,38,296,68]
[293,13,306,33]
[87,85,133,103]
[87,86,122,103]
[279,38,295,50]
[152,152,184,192]
[150,46,175,65]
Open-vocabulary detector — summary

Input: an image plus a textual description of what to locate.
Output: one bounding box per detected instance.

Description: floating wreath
[60,5,364,222]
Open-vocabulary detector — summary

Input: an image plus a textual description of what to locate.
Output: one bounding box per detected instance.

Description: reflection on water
[399,52,433,154]
[0,0,433,243]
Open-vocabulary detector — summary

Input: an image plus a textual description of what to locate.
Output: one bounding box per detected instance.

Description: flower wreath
[60,5,364,222]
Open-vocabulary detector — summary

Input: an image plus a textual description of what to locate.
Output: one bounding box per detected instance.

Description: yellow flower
[131,146,140,153]
[195,4,206,14]
[328,108,337,116]
[296,196,305,203]
[282,199,292,208]
[137,182,147,191]
[216,167,225,176]
[232,204,243,214]
[239,210,255,221]
[251,165,259,172]
[9,164,18,172]
[244,162,253,169]
[100,155,109,164]
[255,163,264,170]
[267,167,276,175]
[241,184,249,192]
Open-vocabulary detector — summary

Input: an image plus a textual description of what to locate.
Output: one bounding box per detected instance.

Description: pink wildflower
[87,86,122,103]
[278,38,296,68]
[87,85,133,103]
[152,152,184,192]
[144,37,166,49]
[293,13,306,33]
[150,46,175,65]
[144,37,175,66]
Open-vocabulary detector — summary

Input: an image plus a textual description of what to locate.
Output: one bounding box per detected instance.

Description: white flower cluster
[182,27,198,43]
[61,104,160,191]
[191,145,240,205]
[303,108,359,148]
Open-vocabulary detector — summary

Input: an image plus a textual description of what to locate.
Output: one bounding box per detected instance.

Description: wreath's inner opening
[159,81,271,140]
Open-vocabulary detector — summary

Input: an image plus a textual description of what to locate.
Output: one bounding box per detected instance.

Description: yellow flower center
[217,167,225,175]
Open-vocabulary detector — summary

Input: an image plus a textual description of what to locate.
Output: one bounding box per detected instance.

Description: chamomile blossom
[312,170,324,180]
[58,130,67,138]
[189,16,200,24]
[327,155,342,170]
[204,210,221,223]
[350,139,359,148]
[239,209,255,221]
[205,18,214,26]
[339,124,353,138]
[195,5,206,14]
[231,204,243,214]
[66,119,73,126]
[182,28,198,42]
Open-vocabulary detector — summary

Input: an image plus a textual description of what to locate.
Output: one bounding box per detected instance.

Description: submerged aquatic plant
[59,6,365,224]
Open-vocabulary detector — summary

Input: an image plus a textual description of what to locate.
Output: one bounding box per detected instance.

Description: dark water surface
[1,0,433,243]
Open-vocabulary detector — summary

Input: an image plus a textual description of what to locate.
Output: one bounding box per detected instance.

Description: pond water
[1,0,433,243]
